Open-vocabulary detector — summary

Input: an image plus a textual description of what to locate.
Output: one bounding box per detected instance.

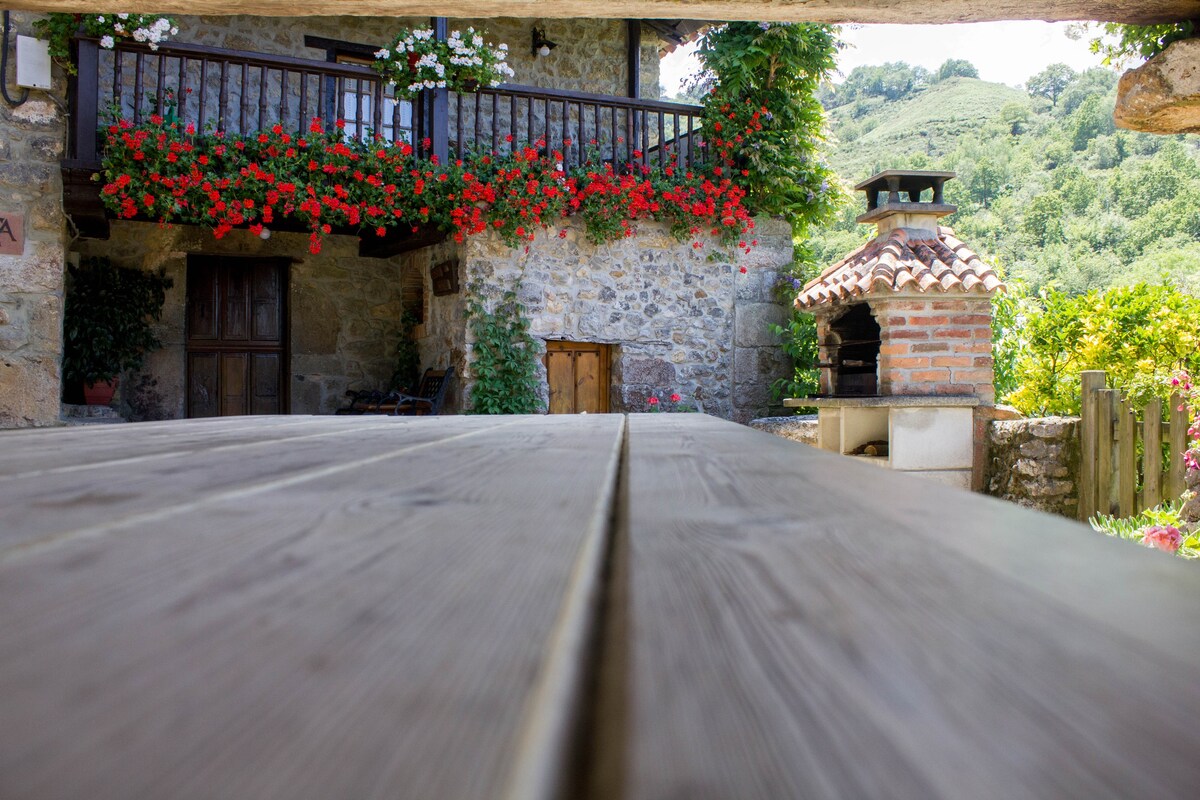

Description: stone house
[0,12,792,428]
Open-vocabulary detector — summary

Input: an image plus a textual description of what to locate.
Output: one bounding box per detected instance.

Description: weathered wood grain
[593,413,1200,800]
[0,415,624,800]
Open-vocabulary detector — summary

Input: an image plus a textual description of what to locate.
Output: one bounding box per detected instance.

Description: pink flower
[1142,525,1183,553]
[647,397,659,406]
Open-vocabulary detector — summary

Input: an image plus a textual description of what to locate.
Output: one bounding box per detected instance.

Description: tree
[1069,95,1115,150]
[1026,63,1076,106]
[935,59,979,81]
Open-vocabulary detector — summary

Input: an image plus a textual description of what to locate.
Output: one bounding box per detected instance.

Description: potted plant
[62,257,172,405]
[373,26,514,94]
[33,13,178,74]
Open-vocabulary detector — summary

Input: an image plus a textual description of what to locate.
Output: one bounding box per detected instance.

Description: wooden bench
[335,366,454,416]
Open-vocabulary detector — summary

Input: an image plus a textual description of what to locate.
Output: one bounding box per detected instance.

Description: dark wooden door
[546,341,610,414]
[186,256,287,417]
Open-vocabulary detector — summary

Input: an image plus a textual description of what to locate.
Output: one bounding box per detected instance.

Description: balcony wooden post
[427,17,449,164]
[70,38,101,162]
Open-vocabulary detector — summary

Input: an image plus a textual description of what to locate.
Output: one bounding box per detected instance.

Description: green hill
[827,78,1030,179]
[811,64,1200,295]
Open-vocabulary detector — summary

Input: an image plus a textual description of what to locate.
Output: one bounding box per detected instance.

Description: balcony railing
[66,37,705,174]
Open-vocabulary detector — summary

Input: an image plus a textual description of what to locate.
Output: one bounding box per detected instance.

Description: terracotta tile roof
[795,226,1004,309]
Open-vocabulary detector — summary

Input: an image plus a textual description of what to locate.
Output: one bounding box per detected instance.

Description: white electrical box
[16,36,52,91]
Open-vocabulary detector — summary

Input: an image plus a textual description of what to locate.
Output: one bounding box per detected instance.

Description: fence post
[1079,370,1106,521]
[70,38,101,162]
[1118,397,1136,517]
[1142,398,1163,511]
[1095,389,1116,517]
[1168,392,1188,500]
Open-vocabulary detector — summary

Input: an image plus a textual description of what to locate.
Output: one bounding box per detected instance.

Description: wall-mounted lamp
[531,27,557,58]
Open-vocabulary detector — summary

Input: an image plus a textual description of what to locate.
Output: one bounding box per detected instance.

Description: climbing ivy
[465,284,544,414]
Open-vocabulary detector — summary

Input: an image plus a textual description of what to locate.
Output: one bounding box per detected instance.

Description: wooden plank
[547,348,575,414]
[0,415,624,800]
[0,416,509,554]
[1142,397,1163,510]
[1095,388,1116,518]
[1117,396,1136,518]
[576,350,603,414]
[592,414,1200,800]
[1077,370,1105,520]
[1168,392,1188,500]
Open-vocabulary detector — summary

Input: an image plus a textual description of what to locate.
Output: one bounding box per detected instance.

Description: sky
[659,21,1110,97]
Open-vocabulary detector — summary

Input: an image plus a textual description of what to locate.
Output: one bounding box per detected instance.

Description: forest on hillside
[810,60,1200,296]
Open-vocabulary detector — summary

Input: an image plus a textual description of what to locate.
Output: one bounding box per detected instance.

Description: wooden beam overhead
[3,0,1195,25]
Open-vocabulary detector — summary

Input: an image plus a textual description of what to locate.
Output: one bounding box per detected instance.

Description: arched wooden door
[545,341,610,414]
[186,256,288,417]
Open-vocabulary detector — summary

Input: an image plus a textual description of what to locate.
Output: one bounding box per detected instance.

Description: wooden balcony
[62,37,704,256]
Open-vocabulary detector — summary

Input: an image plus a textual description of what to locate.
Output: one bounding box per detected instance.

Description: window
[306,36,415,145]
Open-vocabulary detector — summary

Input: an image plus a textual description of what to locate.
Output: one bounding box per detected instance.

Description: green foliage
[1026,63,1076,106]
[389,307,422,392]
[464,284,543,414]
[998,284,1200,415]
[33,13,178,73]
[695,22,841,236]
[1089,22,1197,66]
[62,257,172,388]
[814,65,1200,295]
[1090,501,1199,559]
[935,59,979,82]
[769,309,819,405]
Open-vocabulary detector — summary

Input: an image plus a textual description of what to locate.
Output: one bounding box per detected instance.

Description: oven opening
[827,304,880,397]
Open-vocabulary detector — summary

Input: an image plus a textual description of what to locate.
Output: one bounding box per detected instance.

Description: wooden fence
[1078,370,1188,521]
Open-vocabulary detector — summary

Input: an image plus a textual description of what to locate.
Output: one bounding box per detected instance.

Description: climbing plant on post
[464,283,544,414]
[696,21,841,238]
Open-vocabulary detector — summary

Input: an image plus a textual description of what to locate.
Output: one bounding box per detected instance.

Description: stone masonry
[0,11,68,426]
[425,216,794,422]
[985,417,1080,518]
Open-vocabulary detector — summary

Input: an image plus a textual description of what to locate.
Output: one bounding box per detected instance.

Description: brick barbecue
[796,170,1003,403]
[787,170,1005,489]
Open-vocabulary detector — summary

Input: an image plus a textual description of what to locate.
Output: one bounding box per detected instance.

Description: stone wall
[985,417,1080,518]
[437,216,793,421]
[0,11,68,427]
[176,15,657,99]
[76,222,407,418]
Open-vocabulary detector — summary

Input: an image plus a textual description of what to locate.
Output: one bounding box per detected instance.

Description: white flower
[498,43,508,51]
[113,23,124,32]
[100,35,115,48]
[133,29,147,42]
[472,35,483,47]
[375,48,390,59]
[118,12,129,19]
[170,27,178,36]
[96,15,105,22]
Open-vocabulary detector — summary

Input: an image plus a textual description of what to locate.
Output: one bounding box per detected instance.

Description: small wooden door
[186,256,288,417]
[545,341,610,414]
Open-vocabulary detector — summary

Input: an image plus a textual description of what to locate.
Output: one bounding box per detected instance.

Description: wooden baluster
[280,68,290,131]
[642,109,650,168]
[542,97,550,154]
[258,65,268,131]
[299,72,308,130]
[473,91,481,151]
[239,62,248,134]
[1142,398,1163,511]
[454,91,462,157]
[609,107,617,164]
[657,110,665,168]
[218,61,228,133]
[112,46,123,120]
[133,52,144,124]
[197,59,207,133]
[177,56,187,123]
[509,95,517,150]
[491,93,499,152]
[155,54,166,116]
[671,112,679,164]
[316,71,327,131]
[526,96,533,150]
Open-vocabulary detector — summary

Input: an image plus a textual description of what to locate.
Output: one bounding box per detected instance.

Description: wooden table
[1,414,1198,799]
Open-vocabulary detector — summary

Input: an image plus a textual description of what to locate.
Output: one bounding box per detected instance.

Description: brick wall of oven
[876,296,994,403]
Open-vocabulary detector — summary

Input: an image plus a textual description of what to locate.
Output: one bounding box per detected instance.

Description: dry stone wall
[985,417,1080,518]
[0,11,68,427]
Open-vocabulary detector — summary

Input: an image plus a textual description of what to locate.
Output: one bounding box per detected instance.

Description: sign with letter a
[0,212,23,256]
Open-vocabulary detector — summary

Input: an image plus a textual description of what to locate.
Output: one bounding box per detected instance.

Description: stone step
[60,404,128,424]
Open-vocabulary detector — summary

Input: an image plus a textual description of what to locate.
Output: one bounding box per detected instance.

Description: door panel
[188,353,220,418]
[545,342,609,414]
[187,257,287,418]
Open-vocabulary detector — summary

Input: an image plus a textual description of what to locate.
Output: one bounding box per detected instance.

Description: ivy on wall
[464,282,543,415]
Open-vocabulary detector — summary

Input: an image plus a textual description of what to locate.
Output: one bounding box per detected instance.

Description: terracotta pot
[83,378,118,406]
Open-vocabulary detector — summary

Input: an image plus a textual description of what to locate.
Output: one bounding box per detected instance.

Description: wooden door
[545,341,610,414]
[186,256,288,417]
